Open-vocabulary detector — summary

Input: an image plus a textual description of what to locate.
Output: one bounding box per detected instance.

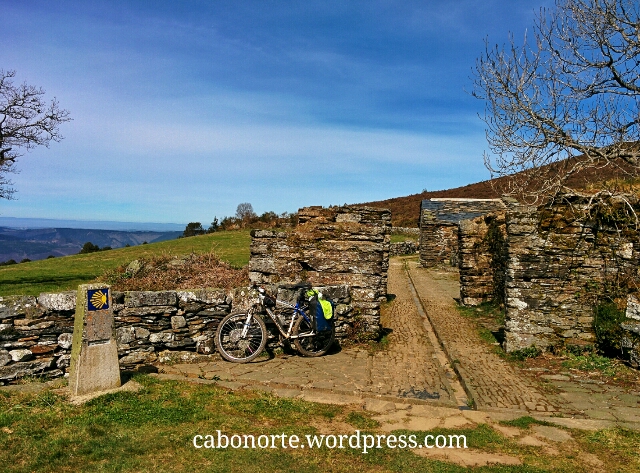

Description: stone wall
[420,198,506,267]
[249,205,391,335]
[419,222,458,266]
[458,213,506,306]
[0,285,352,384]
[622,296,640,367]
[390,241,418,256]
[504,197,639,352]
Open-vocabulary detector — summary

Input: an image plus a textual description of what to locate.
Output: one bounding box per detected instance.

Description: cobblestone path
[153,257,640,425]
[159,259,454,404]
[368,258,453,402]
[406,260,563,412]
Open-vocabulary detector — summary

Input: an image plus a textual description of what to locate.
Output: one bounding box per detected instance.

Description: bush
[183,222,205,237]
[79,242,100,254]
[594,301,626,357]
[508,346,542,361]
[100,252,249,291]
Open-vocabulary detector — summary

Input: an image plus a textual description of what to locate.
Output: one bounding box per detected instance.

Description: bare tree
[235,202,256,227]
[0,70,71,199]
[473,0,640,206]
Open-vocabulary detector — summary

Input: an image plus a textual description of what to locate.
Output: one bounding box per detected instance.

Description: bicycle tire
[215,312,267,362]
[293,315,335,357]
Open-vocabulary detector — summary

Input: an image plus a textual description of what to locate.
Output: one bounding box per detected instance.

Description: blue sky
[0,0,551,225]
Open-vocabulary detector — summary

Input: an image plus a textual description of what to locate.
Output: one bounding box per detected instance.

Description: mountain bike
[215,284,335,362]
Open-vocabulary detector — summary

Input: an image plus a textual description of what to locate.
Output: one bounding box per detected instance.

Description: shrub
[508,346,542,361]
[183,222,205,237]
[100,252,248,291]
[79,242,100,254]
[593,301,626,357]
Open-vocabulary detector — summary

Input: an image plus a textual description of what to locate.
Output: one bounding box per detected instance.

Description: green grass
[390,234,418,243]
[499,416,553,429]
[0,231,251,296]
[561,352,621,377]
[457,301,505,326]
[3,376,638,472]
[345,412,380,430]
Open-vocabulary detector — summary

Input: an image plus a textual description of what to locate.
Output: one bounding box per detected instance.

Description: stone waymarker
[69,284,121,396]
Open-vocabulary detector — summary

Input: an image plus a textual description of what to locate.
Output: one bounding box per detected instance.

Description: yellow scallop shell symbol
[90,290,108,310]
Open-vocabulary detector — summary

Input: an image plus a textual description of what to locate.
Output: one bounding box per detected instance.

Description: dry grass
[100,252,249,291]
[362,157,639,227]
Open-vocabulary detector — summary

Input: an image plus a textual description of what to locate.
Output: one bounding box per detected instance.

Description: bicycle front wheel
[293,316,335,357]
[215,312,267,362]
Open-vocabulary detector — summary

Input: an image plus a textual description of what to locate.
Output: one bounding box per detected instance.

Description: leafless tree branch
[0,69,71,199]
[473,0,640,206]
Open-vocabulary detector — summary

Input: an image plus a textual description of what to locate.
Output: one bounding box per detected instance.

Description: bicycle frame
[217,285,334,362]
[254,289,315,340]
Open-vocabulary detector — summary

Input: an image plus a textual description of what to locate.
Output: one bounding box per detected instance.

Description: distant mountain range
[0,227,182,262]
[0,217,184,232]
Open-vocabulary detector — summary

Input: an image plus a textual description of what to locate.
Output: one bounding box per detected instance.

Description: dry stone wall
[504,197,640,352]
[391,227,420,236]
[0,284,352,384]
[419,222,458,266]
[458,213,507,306]
[390,241,418,256]
[420,198,506,267]
[621,297,640,366]
[249,205,391,336]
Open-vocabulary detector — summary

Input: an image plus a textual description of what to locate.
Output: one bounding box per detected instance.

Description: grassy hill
[0,230,251,297]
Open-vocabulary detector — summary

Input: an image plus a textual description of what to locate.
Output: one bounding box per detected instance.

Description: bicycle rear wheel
[293,315,335,357]
[216,312,267,362]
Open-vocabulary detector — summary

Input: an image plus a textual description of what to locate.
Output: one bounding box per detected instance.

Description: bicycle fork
[241,312,253,337]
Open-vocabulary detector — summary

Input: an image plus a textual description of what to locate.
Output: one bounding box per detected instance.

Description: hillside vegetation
[0,230,251,297]
[363,158,636,227]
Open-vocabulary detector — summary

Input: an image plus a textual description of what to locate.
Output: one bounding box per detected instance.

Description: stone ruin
[390,227,419,257]
[249,205,391,336]
[0,285,354,384]
[503,197,639,353]
[419,198,506,267]
[458,212,506,306]
[419,194,640,360]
